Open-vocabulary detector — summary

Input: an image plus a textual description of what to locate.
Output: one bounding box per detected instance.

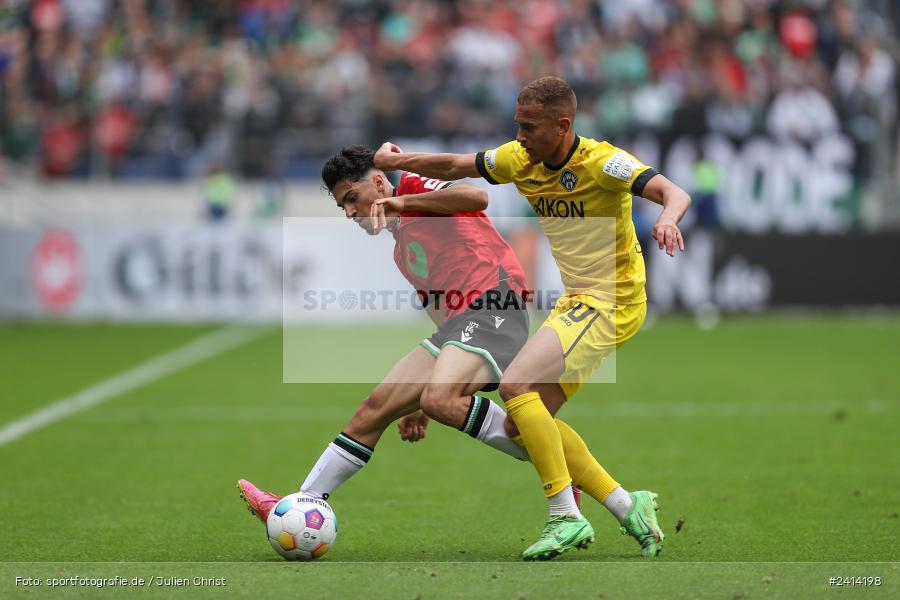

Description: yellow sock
[555,418,620,502]
[505,392,571,497]
[508,415,620,502]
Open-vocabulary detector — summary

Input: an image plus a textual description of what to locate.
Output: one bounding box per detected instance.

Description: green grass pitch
[1,315,898,598]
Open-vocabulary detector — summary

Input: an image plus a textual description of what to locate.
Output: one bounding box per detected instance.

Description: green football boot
[619,490,665,557]
[522,514,594,561]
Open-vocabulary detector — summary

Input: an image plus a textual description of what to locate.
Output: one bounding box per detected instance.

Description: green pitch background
[1,315,898,598]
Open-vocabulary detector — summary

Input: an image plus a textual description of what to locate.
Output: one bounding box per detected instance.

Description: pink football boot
[237,479,282,523]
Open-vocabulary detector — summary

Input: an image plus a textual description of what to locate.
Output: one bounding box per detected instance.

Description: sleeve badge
[602,151,636,181]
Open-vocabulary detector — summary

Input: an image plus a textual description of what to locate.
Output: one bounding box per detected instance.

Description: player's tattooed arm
[641,174,692,257]
[373,142,480,180]
[369,184,488,233]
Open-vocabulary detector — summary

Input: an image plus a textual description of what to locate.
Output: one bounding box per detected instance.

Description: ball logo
[31,229,82,313]
[305,510,324,530]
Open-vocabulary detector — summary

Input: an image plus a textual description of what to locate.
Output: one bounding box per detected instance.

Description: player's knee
[419,385,452,421]
[498,379,531,402]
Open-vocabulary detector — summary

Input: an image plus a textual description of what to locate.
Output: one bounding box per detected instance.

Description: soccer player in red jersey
[314,146,534,471]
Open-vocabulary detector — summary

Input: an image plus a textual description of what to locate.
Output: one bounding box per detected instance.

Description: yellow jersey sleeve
[475,140,527,185]
[585,144,658,197]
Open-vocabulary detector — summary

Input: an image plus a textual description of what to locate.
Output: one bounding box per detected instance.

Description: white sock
[469,397,530,461]
[548,485,583,518]
[603,486,633,522]
[300,434,371,499]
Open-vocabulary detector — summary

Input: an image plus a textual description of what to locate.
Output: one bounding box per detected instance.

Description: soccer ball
[266,493,337,560]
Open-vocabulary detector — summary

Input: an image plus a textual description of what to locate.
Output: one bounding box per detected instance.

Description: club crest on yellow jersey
[560,169,578,192]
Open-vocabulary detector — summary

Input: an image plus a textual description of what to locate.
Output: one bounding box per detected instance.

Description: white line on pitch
[0,325,269,447]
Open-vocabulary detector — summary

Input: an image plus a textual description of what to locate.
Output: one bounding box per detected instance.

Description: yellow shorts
[541,295,647,398]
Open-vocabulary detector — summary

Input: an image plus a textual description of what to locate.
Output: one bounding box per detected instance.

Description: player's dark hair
[321,145,376,193]
[517,76,577,116]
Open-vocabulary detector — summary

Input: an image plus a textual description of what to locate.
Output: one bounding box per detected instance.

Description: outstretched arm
[641,174,692,257]
[374,142,479,180]
[370,183,488,233]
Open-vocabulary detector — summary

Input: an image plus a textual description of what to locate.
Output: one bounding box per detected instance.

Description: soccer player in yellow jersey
[374,76,691,560]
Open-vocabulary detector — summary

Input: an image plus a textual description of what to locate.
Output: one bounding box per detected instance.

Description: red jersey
[390,172,528,323]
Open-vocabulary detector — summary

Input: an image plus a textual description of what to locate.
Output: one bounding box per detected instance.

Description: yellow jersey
[476,136,657,305]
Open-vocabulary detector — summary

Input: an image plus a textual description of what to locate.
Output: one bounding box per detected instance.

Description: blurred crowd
[0,0,897,180]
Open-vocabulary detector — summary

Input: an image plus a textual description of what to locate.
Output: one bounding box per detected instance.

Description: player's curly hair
[321,145,376,193]
[517,76,577,116]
